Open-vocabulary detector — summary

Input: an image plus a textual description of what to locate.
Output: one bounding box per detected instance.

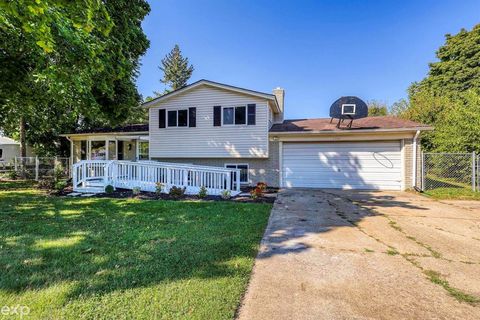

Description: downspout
[412,130,420,188]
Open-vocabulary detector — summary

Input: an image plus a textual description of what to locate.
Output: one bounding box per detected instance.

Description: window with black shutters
[165,109,193,127]
[168,110,177,127]
[221,106,249,126]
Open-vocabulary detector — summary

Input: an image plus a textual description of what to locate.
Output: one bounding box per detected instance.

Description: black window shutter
[189,107,196,127]
[159,109,166,128]
[213,106,221,126]
[247,104,256,125]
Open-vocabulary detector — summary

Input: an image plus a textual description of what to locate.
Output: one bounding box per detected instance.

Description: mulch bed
[58,186,278,204]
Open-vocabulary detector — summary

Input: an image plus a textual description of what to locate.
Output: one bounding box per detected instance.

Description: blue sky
[137,0,480,119]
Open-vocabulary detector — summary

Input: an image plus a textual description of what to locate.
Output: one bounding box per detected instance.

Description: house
[0,136,21,163]
[63,79,431,191]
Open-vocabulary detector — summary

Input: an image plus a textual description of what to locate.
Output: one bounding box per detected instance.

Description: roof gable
[142,79,279,111]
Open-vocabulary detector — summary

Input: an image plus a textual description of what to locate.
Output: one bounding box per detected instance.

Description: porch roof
[61,124,148,136]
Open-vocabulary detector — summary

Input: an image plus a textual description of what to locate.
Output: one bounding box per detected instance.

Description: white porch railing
[72,160,241,196]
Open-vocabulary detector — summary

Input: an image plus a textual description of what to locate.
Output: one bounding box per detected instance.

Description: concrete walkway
[237,189,480,320]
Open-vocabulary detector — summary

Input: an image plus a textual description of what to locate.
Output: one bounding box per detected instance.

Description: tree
[367,100,388,116]
[400,24,480,152]
[159,44,194,92]
[424,24,480,96]
[389,98,409,117]
[432,91,480,153]
[0,0,150,156]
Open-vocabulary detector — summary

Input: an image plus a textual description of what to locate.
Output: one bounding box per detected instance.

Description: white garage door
[282,141,402,190]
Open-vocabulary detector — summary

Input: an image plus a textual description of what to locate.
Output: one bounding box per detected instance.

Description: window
[167,109,190,127]
[223,107,234,125]
[168,110,177,127]
[225,164,249,184]
[223,106,247,125]
[80,140,87,160]
[235,106,246,125]
[90,141,106,160]
[178,109,188,127]
[138,141,149,160]
[0,149,3,160]
[342,104,356,115]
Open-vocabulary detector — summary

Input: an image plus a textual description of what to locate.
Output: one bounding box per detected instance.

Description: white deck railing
[72,160,241,196]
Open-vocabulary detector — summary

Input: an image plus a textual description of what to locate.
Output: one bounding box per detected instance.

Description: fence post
[14,157,17,172]
[35,157,39,181]
[472,152,476,192]
[421,152,425,191]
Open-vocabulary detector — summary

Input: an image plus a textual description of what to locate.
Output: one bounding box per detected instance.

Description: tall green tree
[0,0,150,156]
[401,24,480,152]
[159,44,194,93]
[367,100,388,116]
[424,24,480,95]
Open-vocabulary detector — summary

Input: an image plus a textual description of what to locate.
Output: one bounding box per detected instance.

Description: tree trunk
[19,117,26,157]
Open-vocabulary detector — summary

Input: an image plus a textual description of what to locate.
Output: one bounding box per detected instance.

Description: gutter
[269,127,433,136]
[59,131,149,137]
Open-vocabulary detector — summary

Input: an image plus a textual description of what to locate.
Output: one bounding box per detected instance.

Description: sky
[137,0,480,119]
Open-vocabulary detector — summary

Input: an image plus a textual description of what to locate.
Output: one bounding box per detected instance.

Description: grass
[0,181,272,319]
[423,187,480,200]
[424,270,480,305]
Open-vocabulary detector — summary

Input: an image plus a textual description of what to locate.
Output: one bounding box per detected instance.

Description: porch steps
[73,186,104,194]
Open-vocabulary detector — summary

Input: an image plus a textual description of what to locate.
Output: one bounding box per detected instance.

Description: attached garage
[282,141,403,190]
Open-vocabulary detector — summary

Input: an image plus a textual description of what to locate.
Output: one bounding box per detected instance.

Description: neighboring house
[62,79,431,190]
[0,136,20,163]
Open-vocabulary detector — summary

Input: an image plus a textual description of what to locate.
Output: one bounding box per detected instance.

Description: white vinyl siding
[282,141,402,190]
[149,85,269,158]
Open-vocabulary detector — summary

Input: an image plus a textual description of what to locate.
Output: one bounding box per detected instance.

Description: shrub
[256,182,267,191]
[55,180,68,191]
[250,187,263,199]
[7,170,17,180]
[53,164,65,182]
[155,182,164,195]
[105,185,114,194]
[132,187,141,196]
[198,186,208,199]
[38,178,55,190]
[220,189,231,200]
[169,186,186,199]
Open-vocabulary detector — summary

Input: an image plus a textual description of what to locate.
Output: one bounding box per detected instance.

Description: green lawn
[0,181,272,319]
[424,187,480,200]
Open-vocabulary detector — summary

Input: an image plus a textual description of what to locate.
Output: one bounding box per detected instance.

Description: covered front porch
[69,134,149,164]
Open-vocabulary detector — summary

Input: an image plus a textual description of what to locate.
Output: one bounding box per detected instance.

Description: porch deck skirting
[72,160,241,196]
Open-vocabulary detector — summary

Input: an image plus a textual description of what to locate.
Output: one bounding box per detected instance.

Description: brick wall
[403,138,422,189]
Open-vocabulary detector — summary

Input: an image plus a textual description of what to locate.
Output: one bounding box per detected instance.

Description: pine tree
[159,45,194,92]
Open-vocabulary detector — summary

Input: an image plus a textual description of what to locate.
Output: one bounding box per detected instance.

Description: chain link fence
[0,157,70,180]
[422,152,478,191]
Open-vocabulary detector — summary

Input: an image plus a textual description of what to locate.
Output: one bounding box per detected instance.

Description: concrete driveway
[237,189,480,320]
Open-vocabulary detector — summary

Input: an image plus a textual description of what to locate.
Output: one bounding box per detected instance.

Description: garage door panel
[282,141,402,190]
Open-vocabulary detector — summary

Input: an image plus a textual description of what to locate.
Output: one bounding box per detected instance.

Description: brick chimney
[272,87,285,123]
